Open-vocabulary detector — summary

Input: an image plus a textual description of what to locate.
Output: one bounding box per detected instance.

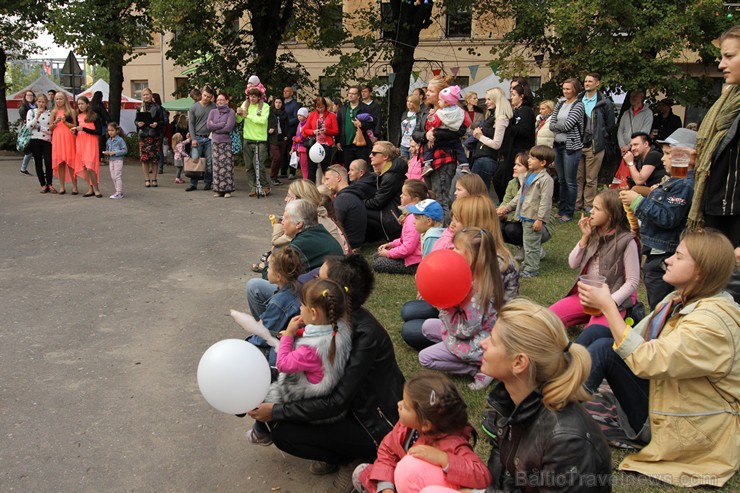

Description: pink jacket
[431,227,455,252]
[407,155,423,180]
[386,213,422,267]
[276,335,323,384]
[359,422,491,493]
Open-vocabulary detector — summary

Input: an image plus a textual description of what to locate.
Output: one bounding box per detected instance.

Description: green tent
[162,97,194,111]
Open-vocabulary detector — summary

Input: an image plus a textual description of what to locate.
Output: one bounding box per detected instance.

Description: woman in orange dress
[74,96,103,197]
[51,93,79,194]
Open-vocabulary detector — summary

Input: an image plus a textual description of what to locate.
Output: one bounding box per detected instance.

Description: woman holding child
[248,254,405,493]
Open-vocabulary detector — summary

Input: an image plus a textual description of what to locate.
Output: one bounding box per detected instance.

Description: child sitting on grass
[407,199,445,257]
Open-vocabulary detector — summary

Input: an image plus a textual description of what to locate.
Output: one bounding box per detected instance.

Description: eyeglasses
[370,151,382,156]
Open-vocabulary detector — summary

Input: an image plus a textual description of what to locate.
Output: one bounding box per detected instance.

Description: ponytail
[497,298,591,411]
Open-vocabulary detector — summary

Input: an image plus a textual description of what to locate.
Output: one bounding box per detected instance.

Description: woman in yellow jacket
[578,228,740,488]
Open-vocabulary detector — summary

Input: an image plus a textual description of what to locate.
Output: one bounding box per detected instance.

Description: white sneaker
[514,246,524,261]
[109,193,123,199]
[420,163,434,177]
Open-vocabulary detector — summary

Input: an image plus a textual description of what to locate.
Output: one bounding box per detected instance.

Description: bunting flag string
[432,68,441,77]
[468,64,479,80]
[450,66,460,77]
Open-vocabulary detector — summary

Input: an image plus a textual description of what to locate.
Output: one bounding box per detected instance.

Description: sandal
[152,180,158,188]
[145,180,151,187]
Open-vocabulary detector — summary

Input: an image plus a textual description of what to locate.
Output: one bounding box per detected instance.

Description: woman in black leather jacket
[468,298,611,492]
[248,254,405,491]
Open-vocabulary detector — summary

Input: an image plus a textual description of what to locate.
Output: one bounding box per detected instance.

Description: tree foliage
[151,0,313,100]
[479,0,734,106]
[0,0,43,131]
[47,0,153,122]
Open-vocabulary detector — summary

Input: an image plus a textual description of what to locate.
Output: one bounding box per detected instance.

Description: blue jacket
[631,175,694,252]
[261,285,301,335]
[106,135,128,158]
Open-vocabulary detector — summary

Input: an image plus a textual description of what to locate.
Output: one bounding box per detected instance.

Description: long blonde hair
[485,87,513,121]
[497,298,592,411]
[289,179,322,206]
[453,228,504,311]
[451,195,511,264]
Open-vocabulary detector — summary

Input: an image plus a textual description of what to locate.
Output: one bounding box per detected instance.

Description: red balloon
[415,250,472,308]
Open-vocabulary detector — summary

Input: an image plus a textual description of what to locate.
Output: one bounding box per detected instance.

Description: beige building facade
[123,2,541,104]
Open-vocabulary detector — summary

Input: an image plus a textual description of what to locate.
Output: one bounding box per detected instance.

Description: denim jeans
[471,156,497,191]
[576,324,649,432]
[190,136,213,187]
[553,144,581,218]
[400,300,439,350]
[245,278,279,365]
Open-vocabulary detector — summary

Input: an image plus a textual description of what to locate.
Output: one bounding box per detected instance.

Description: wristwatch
[627,162,634,167]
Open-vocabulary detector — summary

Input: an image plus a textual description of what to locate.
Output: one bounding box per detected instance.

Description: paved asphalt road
[0,155,335,492]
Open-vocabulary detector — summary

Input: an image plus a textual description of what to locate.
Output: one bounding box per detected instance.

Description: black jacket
[412,104,466,147]
[504,105,536,159]
[136,102,165,138]
[364,157,408,239]
[272,307,405,447]
[352,172,378,201]
[334,186,367,249]
[472,114,499,160]
[483,383,612,492]
[578,91,616,154]
[268,107,289,144]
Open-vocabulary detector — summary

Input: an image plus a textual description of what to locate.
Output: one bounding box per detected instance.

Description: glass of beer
[670,143,693,178]
[579,274,607,317]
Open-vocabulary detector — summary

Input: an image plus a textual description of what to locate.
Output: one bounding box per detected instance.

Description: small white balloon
[309,142,326,163]
[197,339,271,414]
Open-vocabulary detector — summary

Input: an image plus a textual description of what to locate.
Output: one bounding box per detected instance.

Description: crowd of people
[15,25,740,493]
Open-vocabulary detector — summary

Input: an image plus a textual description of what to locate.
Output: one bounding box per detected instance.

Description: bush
[124,132,140,159]
[0,120,22,151]
[0,131,17,151]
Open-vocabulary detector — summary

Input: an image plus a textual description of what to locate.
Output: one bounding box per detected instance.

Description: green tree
[47,0,153,123]
[0,1,42,131]
[151,0,311,100]
[480,0,733,106]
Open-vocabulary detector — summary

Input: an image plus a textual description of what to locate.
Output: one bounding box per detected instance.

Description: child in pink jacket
[373,179,426,274]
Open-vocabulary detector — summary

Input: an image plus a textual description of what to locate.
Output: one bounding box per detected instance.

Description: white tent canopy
[77,79,142,134]
[461,73,511,97]
[7,74,72,124]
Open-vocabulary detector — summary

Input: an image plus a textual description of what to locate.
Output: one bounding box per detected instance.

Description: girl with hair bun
[424,298,611,493]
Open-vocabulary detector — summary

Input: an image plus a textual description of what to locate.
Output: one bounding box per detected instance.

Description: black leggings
[271,416,378,465]
[30,139,52,187]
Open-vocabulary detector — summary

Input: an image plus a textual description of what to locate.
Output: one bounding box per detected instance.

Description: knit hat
[440,85,461,106]
[406,199,443,222]
[248,75,261,86]
[297,107,309,118]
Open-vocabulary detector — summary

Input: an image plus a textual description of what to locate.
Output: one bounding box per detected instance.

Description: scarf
[688,84,740,229]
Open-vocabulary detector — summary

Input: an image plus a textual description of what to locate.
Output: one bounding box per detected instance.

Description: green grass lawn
[362,217,738,492]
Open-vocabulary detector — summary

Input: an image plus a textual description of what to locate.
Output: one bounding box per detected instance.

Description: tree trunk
[248,0,292,89]
[0,48,9,132]
[387,1,433,146]
[108,60,124,124]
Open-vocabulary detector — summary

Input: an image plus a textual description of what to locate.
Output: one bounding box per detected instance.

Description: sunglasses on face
[370,151,383,156]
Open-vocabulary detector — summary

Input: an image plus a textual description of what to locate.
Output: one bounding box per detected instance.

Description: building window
[527,77,541,95]
[319,76,341,99]
[446,8,472,38]
[131,80,149,100]
[381,2,394,39]
[174,78,190,98]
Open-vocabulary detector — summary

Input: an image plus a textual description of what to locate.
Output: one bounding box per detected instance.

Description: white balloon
[197,339,271,414]
[309,142,326,163]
